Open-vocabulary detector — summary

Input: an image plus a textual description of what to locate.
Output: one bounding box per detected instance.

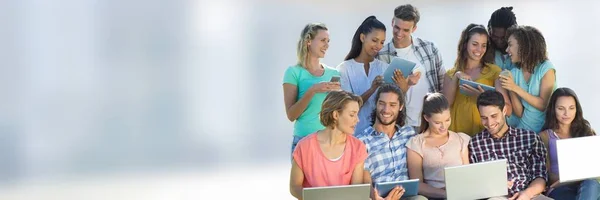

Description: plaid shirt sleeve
[468,140,477,163]
[430,43,445,92]
[530,134,548,181]
[414,38,445,93]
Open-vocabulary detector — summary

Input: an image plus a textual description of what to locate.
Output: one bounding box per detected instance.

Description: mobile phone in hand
[330,76,340,82]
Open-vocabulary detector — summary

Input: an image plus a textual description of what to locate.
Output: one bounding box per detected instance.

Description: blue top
[357,125,417,183]
[510,60,556,132]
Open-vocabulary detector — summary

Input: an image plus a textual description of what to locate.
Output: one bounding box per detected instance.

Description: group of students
[282,4,599,200]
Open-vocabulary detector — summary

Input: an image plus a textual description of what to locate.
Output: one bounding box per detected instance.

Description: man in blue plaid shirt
[470,90,549,200]
[357,84,426,200]
[377,4,446,132]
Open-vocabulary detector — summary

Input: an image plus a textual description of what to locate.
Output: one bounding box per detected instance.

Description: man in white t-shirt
[377,4,446,132]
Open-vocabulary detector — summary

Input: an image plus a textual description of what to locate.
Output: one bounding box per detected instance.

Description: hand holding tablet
[459,78,495,96]
[375,179,420,198]
[383,57,418,84]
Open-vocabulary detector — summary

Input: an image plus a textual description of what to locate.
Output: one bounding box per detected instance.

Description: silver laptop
[445,159,508,200]
[302,184,370,200]
[556,135,600,186]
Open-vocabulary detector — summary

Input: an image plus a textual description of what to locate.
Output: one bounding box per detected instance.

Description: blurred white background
[0,0,598,199]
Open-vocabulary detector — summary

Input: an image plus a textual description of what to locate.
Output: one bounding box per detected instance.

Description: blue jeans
[549,179,600,200]
[291,135,304,158]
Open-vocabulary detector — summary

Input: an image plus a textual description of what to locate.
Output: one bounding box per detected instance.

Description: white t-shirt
[396,45,430,127]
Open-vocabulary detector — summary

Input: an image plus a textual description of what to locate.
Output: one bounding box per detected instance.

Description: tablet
[458,78,495,95]
[383,57,417,84]
[375,179,419,198]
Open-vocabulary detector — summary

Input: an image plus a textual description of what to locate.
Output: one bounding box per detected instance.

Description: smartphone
[330,76,340,82]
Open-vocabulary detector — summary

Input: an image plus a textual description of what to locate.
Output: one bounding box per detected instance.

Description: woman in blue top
[499,25,556,133]
[283,23,341,154]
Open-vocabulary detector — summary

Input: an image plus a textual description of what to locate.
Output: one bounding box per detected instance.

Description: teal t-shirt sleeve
[283,66,299,85]
[538,61,557,90]
[330,67,341,77]
[538,61,555,76]
[510,67,520,81]
[325,66,341,81]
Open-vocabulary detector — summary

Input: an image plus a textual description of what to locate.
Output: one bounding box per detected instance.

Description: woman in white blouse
[338,16,415,136]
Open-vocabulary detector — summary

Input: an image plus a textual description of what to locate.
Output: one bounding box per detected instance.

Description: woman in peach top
[289,90,368,200]
[406,93,470,199]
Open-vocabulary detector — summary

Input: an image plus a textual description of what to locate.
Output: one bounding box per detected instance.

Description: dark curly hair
[506,25,548,73]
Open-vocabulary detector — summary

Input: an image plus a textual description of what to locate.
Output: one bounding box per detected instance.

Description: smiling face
[479,105,507,137]
[307,29,330,58]
[506,35,520,63]
[392,18,416,45]
[375,92,403,126]
[466,33,488,62]
[360,29,386,58]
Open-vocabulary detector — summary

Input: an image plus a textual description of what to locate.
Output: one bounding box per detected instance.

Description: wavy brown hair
[394,4,420,25]
[542,88,596,137]
[320,90,363,128]
[452,23,494,76]
[506,25,548,73]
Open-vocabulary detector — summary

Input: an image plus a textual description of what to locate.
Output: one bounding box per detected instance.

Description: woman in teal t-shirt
[283,23,341,154]
[499,25,557,133]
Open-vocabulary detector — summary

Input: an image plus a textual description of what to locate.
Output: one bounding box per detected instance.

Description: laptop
[444,159,508,200]
[302,184,370,200]
[555,135,600,187]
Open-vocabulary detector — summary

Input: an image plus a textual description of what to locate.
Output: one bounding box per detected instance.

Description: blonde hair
[297,23,328,68]
[320,91,363,128]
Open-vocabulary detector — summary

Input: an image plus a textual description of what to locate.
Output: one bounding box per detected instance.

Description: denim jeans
[548,179,600,200]
[291,135,304,158]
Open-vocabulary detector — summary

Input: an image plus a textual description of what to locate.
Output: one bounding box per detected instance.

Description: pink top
[293,133,368,187]
[406,132,470,188]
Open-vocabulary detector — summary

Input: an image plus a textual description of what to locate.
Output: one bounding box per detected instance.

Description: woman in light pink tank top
[539,88,599,200]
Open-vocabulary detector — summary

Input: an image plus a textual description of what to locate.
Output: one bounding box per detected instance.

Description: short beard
[489,120,507,135]
[376,114,396,126]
